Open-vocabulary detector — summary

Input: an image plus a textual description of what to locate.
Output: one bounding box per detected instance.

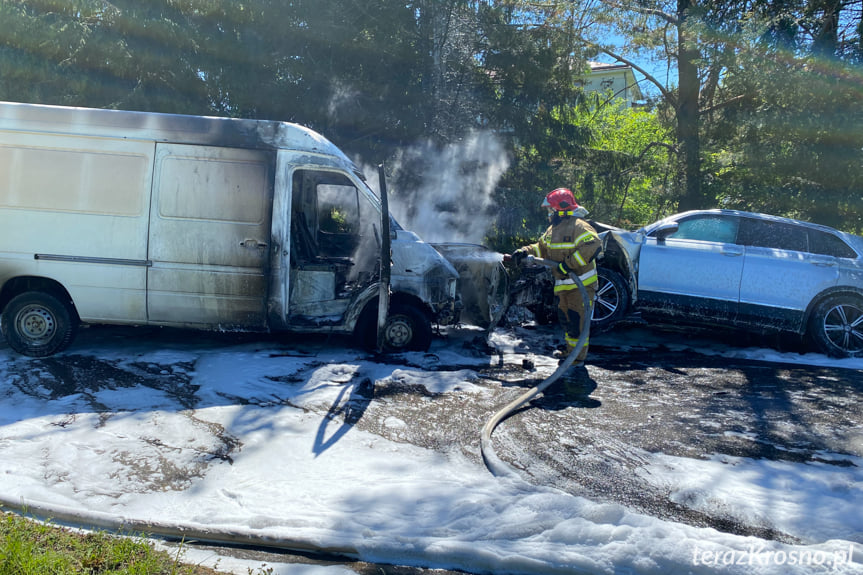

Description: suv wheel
[591,268,629,332]
[808,294,863,358]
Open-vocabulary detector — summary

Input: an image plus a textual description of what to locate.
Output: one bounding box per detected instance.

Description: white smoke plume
[366,131,509,245]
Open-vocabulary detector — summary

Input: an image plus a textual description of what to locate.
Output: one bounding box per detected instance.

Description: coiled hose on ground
[481,256,592,478]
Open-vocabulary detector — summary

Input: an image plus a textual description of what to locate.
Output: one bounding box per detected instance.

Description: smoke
[366,131,509,245]
[328,80,363,123]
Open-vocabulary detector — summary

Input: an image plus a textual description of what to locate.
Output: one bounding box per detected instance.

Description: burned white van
[0,101,459,356]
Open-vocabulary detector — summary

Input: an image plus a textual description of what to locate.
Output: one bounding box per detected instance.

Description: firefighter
[512,188,602,367]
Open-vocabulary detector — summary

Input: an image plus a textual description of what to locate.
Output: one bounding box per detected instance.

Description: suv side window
[737,219,808,252]
[808,229,858,258]
[668,215,739,243]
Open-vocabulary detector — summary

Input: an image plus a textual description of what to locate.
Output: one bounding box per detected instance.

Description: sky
[0,325,861,575]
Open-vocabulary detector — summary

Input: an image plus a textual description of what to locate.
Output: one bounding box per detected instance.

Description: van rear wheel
[1,291,78,357]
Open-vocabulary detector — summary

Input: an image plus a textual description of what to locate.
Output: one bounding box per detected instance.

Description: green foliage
[572,96,677,225]
[475,3,587,149]
[0,512,216,574]
[694,4,863,233]
[553,0,863,233]
[0,0,211,111]
[491,93,676,253]
[707,54,863,233]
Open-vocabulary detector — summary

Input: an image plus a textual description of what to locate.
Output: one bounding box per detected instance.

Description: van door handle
[240,239,268,249]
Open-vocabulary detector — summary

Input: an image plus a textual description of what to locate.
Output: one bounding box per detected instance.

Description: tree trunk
[811,0,842,57]
[676,0,703,211]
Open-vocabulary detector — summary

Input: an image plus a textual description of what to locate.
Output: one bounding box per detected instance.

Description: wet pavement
[485,344,863,543]
[344,331,863,544]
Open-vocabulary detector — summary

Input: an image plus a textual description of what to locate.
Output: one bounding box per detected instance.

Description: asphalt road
[484,342,863,543]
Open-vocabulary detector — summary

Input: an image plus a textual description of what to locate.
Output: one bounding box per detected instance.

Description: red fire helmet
[541,188,578,212]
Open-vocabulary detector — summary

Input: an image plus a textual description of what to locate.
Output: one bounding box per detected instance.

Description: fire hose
[481,255,592,479]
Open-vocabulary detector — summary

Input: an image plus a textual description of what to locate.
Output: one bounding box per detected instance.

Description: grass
[0,511,262,575]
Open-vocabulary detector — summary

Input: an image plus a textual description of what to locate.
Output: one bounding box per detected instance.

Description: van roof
[0,101,351,161]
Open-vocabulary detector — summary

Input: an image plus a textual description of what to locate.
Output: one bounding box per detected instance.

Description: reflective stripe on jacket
[554,268,598,293]
[523,217,602,291]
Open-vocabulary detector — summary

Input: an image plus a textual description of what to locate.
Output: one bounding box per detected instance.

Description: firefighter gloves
[511,249,528,266]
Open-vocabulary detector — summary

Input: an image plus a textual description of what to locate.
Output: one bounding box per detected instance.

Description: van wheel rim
[16,305,56,344]
[823,303,863,354]
[386,318,413,348]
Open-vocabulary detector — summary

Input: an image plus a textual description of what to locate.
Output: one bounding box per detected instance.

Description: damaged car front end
[503,224,640,332]
[391,230,461,326]
[432,243,510,329]
[431,225,639,334]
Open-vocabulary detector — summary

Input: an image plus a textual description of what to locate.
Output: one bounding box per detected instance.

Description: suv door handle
[721,246,743,257]
[811,258,836,267]
[240,239,268,249]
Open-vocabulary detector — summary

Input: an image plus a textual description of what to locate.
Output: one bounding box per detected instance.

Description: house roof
[588,61,632,72]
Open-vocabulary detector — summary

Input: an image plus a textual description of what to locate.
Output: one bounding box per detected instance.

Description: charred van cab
[0,101,458,357]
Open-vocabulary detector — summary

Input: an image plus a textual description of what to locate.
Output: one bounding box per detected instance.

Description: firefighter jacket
[525,217,602,294]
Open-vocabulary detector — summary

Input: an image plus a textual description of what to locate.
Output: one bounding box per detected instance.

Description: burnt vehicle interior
[288,169,380,323]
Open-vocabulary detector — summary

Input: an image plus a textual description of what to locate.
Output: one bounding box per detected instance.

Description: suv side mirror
[654,222,679,243]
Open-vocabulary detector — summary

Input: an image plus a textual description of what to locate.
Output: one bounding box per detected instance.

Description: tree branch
[597,0,680,26]
[636,140,678,161]
[698,94,749,116]
[619,141,679,176]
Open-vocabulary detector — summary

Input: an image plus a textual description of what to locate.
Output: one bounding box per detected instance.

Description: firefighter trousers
[555,283,597,361]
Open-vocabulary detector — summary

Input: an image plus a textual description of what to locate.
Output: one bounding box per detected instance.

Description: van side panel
[147,143,274,328]
[0,131,153,322]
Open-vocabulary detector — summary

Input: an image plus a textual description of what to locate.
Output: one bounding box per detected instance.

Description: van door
[147,144,274,327]
[287,168,379,324]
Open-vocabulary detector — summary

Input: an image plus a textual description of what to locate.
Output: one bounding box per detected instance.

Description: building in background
[580,62,644,106]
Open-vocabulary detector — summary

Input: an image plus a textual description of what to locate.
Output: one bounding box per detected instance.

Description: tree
[474,3,596,249]
[0,0,214,111]
[3,0,860,236]
[577,95,676,225]
[527,0,863,231]
[552,0,722,211]
[705,10,863,231]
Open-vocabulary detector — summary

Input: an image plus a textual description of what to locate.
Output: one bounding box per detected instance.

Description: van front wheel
[356,302,432,353]
[383,304,432,352]
[1,292,78,357]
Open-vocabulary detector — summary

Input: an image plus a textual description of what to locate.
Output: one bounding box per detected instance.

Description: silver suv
[596,210,863,358]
